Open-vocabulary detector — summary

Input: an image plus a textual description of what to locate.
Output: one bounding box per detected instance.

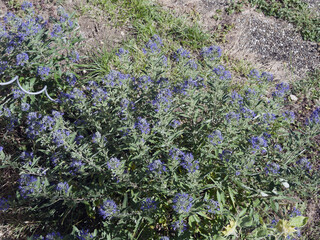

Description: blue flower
[208,130,223,145]
[240,107,256,119]
[290,207,302,218]
[296,158,312,171]
[140,198,157,211]
[51,24,62,37]
[56,182,69,194]
[152,88,173,112]
[12,88,25,99]
[142,34,163,54]
[69,50,80,63]
[231,91,243,106]
[44,232,63,239]
[99,199,118,219]
[261,72,273,82]
[201,45,222,61]
[134,75,153,89]
[135,117,151,135]
[213,65,231,80]
[250,136,268,150]
[21,102,30,111]
[148,160,166,174]
[90,87,108,105]
[169,148,184,161]
[77,229,93,240]
[171,220,187,232]
[180,152,199,173]
[245,88,256,99]
[52,129,70,147]
[185,59,197,69]
[107,157,121,170]
[37,66,50,80]
[116,48,129,59]
[0,146,3,152]
[102,70,132,87]
[21,1,33,11]
[226,111,240,123]
[26,112,56,139]
[170,119,181,128]
[0,197,9,211]
[248,69,261,81]
[20,151,34,160]
[272,83,290,98]
[205,199,220,214]
[70,159,84,173]
[173,48,190,62]
[263,113,277,124]
[160,237,170,240]
[282,111,295,122]
[0,61,8,73]
[264,162,280,175]
[66,74,77,86]
[274,144,282,152]
[19,174,42,198]
[306,107,320,125]
[172,193,193,214]
[16,52,29,66]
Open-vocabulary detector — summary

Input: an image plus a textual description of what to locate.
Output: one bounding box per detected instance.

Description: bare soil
[158,0,320,82]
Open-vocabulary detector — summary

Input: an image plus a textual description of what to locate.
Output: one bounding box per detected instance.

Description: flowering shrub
[0,4,317,238]
[0,3,81,100]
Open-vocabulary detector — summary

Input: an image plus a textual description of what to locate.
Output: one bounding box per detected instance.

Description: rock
[290,94,298,101]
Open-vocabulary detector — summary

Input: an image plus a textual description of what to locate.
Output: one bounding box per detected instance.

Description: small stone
[289,94,298,101]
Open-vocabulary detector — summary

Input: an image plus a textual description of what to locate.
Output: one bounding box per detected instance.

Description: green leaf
[289,216,308,228]
[256,228,268,238]
[228,186,235,208]
[240,216,253,227]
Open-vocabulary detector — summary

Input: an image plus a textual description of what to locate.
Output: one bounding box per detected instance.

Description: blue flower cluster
[135,117,151,135]
[201,45,222,61]
[264,162,280,175]
[213,65,232,80]
[0,197,9,211]
[250,136,268,154]
[76,229,94,240]
[102,70,132,87]
[205,199,220,214]
[152,87,173,112]
[107,157,121,170]
[272,82,290,98]
[99,199,118,219]
[296,158,312,172]
[306,107,320,125]
[18,174,42,198]
[172,193,193,214]
[173,48,190,62]
[171,220,187,233]
[208,130,223,146]
[148,160,166,175]
[142,34,163,54]
[52,129,71,147]
[169,148,199,173]
[56,181,70,194]
[140,198,157,211]
[248,69,273,82]
[16,52,29,66]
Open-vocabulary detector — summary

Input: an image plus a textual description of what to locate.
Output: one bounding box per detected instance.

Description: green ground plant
[0,2,319,240]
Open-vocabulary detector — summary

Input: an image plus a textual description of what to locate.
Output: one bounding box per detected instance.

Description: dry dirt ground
[158,0,320,82]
